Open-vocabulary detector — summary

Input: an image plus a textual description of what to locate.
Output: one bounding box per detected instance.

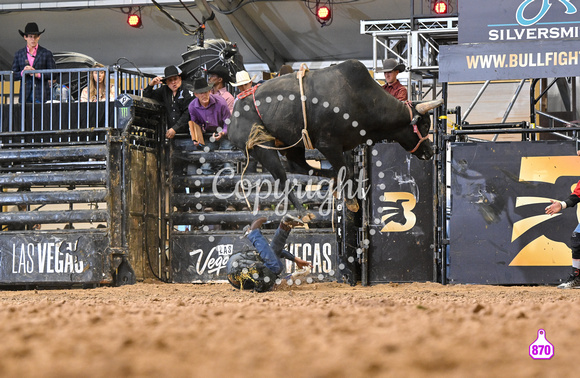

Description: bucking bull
[228,59,443,213]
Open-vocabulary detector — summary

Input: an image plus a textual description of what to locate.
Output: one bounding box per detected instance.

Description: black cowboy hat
[381,58,406,73]
[19,22,45,37]
[161,65,183,83]
[192,77,213,93]
[207,65,234,83]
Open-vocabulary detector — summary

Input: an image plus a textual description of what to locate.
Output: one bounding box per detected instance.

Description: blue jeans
[200,134,234,175]
[247,227,290,275]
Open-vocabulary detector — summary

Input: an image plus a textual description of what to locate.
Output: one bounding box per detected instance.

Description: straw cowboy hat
[19,22,45,37]
[161,65,183,83]
[381,58,406,73]
[231,71,257,87]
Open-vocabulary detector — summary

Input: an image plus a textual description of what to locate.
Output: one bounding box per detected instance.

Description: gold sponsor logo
[380,192,416,232]
[510,156,580,266]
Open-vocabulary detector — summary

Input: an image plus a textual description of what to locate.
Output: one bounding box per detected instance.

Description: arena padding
[366,142,435,283]
[171,231,339,283]
[447,140,576,284]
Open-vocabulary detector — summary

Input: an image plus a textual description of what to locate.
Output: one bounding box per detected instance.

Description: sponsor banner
[368,143,434,283]
[448,141,577,284]
[0,232,109,284]
[459,0,580,44]
[439,39,580,82]
[115,93,133,129]
[171,231,338,283]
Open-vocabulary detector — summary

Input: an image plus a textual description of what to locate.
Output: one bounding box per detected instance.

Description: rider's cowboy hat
[231,71,257,87]
[19,22,45,37]
[381,58,406,73]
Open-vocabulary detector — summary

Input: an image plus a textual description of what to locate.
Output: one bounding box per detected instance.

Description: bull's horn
[416,99,444,115]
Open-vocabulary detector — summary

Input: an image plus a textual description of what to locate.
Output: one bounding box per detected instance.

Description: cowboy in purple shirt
[188,76,233,175]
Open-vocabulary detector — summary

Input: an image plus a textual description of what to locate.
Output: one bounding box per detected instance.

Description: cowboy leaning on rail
[12,22,56,104]
[144,65,194,139]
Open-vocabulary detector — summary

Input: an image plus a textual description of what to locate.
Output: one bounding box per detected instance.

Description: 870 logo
[529,329,554,360]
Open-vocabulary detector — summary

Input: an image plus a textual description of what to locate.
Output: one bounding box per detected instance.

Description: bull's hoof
[346,199,360,212]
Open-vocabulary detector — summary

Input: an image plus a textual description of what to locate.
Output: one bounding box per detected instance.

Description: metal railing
[0,66,155,143]
[529,77,580,142]
[0,65,160,231]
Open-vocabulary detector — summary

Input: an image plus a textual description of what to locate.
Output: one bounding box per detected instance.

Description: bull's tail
[246,123,275,150]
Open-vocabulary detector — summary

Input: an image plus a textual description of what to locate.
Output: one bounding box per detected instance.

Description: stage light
[305,0,334,27]
[433,0,448,14]
[127,13,142,28]
[316,5,331,22]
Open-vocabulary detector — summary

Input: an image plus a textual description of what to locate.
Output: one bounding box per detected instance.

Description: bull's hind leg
[283,147,334,177]
[252,146,305,214]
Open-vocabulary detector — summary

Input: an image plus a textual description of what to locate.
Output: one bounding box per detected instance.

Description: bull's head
[402,99,444,160]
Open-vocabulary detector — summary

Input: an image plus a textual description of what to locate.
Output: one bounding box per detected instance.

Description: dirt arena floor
[0,279,576,378]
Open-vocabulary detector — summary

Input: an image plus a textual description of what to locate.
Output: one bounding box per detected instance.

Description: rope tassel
[246,123,275,150]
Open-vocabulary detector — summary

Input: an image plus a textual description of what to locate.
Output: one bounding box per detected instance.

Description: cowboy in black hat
[207,65,235,113]
[144,65,194,139]
[380,58,407,101]
[12,22,56,103]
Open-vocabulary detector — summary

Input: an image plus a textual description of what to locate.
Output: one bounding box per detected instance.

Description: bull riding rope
[239,64,318,212]
[245,63,315,153]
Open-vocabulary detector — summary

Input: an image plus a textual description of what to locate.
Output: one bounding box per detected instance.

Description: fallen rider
[226,215,312,292]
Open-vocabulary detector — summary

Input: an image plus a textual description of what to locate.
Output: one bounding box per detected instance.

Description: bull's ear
[416,99,444,115]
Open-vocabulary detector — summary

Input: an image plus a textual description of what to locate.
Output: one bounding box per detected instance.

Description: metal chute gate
[164,137,359,285]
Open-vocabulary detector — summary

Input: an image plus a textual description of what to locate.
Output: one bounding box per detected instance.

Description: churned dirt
[0,280,576,378]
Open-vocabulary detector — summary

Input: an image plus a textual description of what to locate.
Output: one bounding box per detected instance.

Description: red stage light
[433,1,448,14]
[127,14,142,28]
[316,5,331,22]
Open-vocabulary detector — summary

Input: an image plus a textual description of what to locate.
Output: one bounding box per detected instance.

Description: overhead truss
[360,17,458,76]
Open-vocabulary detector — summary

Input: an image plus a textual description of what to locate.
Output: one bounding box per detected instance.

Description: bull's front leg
[317,147,360,212]
[252,146,305,215]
